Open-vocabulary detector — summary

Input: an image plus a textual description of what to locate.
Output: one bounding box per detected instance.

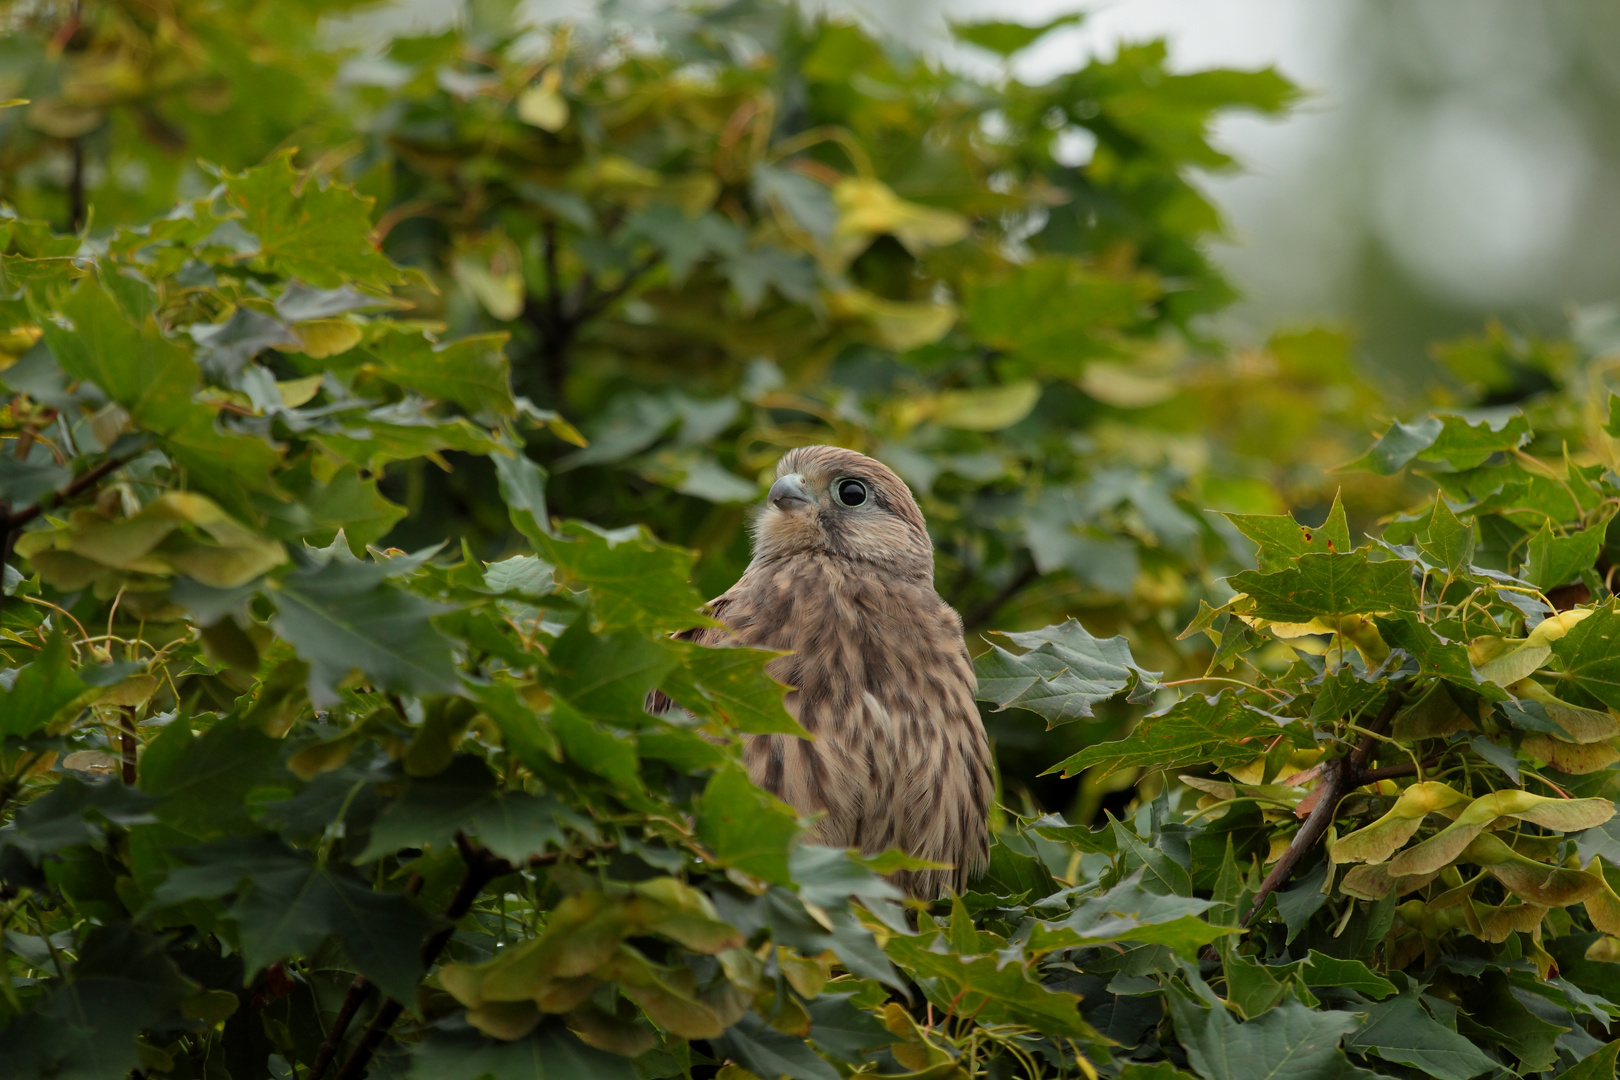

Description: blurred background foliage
[5,0,1613,827]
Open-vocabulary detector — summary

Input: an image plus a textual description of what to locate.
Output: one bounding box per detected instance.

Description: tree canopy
[2,2,1620,1079]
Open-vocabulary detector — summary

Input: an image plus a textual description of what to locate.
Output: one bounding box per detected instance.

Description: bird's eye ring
[835,478,868,507]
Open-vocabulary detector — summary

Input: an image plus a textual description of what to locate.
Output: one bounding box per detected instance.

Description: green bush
[3,2,1619,1078]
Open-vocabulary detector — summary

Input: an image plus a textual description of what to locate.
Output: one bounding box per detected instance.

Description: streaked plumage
[664,446,992,898]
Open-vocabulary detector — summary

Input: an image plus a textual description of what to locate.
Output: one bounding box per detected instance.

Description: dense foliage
[3,2,1620,1079]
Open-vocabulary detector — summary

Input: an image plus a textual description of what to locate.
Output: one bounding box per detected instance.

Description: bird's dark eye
[835,478,868,507]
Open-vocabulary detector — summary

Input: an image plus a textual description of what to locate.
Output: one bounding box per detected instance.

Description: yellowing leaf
[466,999,543,1041]
[18,493,286,588]
[1585,936,1620,961]
[100,674,159,709]
[928,382,1041,431]
[1584,861,1620,935]
[277,375,326,408]
[1468,637,1550,686]
[1526,607,1594,647]
[1079,363,1178,408]
[1465,834,1602,907]
[61,750,120,775]
[1338,862,1438,901]
[828,288,956,351]
[1330,782,1470,865]
[517,70,569,131]
[1477,899,1548,942]
[1520,733,1620,774]
[1388,790,1615,877]
[295,319,362,359]
[830,177,968,265]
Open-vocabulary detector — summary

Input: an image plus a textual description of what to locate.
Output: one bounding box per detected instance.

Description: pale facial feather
[750,446,934,581]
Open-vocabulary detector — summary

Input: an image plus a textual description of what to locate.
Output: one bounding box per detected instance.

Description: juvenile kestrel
[664,446,993,898]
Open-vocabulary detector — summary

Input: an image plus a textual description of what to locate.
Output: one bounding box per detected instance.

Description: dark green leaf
[547,619,676,726]
[536,523,708,634]
[660,641,806,737]
[269,557,459,706]
[1229,551,1418,622]
[1225,492,1352,572]
[370,332,515,419]
[0,631,88,737]
[357,756,497,862]
[0,443,71,508]
[696,764,800,885]
[1551,601,1620,710]
[549,697,642,794]
[1028,874,1236,957]
[224,154,404,289]
[713,1010,841,1080]
[1351,413,1530,474]
[138,716,285,836]
[1417,498,1476,574]
[408,1022,638,1080]
[886,930,1099,1040]
[0,776,158,861]
[1562,1041,1620,1080]
[951,13,1083,57]
[1049,692,1283,779]
[1525,517,1607,590]
[804,992,892,1063]
[1167,991,1382,1080]
[1343,995,1500,1080]
[975,618,1161,725]
[1298,952,1396,999]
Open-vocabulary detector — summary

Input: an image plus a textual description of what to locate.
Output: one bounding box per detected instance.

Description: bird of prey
[661,445,993,898]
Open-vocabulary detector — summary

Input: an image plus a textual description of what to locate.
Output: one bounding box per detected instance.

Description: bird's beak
[768,472,813,511]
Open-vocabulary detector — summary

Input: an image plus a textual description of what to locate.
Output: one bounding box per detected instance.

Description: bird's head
[752,446,933,578]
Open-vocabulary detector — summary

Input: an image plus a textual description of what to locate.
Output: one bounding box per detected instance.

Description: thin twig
[962,560,1040,633]
[331,836,508,1080]
[576,253,660,322]
[1359,755,1441,784]
[68,139,85,232]
[7,452,135,531]
[1,452,137,621]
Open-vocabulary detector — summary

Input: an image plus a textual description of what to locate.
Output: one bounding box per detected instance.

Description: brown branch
[6,452,136,532]
[68,139,85,233]
[117,707,137,785]
[1,452,135,621]
[1358,754,1441,784]
[962,560,1041,633]
[1240,688,1405,926]
[332,835,509,1080]
[308,977,372,1080]
[576,254,660,322]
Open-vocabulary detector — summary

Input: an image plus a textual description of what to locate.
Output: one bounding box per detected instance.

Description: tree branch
[7,451,137,532]
[1359,754,1440,784]
[1,451,136,621]
[1240,687,1405,926]
[576,253,660,323]
[961,560,1041,633]
[331,835,509,1080]
[117,707,137,785]
[308,977,372,1080]
[68,139,86,233]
